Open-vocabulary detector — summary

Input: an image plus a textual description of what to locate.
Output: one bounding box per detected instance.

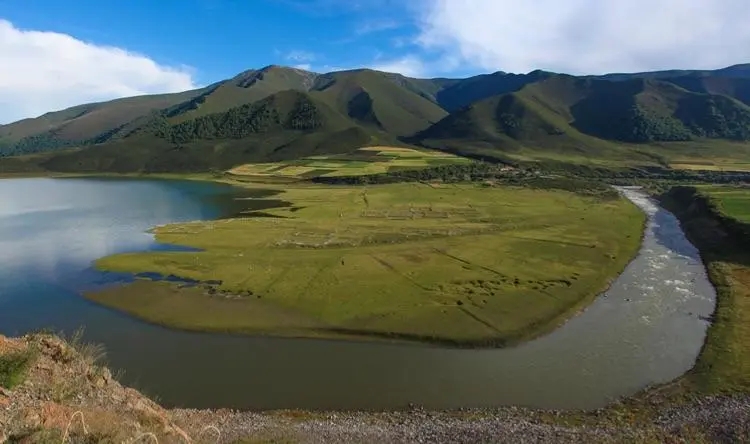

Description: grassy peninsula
[89,163,644,345]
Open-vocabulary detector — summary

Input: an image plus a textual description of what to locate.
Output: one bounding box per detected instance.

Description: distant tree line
[312,158,750,199]
[311,162,620,198]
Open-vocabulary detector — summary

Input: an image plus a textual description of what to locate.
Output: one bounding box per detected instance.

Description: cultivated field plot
[227,146,471,180]
[93,182,644,345]
[670,162,750,172]
[639,140,750,172]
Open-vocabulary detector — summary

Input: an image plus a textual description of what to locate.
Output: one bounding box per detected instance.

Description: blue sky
[1,0,445,84]
[0,0,747,123]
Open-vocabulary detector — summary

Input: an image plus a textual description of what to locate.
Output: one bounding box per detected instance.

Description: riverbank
[3,333,749,443]
[89,180,645,347]
[658,186,750,395]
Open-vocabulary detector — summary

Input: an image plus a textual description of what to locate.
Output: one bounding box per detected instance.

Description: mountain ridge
[2,63,750,172]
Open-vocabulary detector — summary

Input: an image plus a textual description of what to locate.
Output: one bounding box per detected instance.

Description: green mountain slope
[164,65,319,123]
[0,89,206,155]
[2,63,750,172]
[35,90,392,173]
[157,89,352,142]
[414,75,750,163]
[311,69,448,136]
[662,76,750,106]
[433,70,554,111]
[0,66,446,159]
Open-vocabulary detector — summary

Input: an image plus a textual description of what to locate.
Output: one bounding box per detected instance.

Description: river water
[0,179,716,410]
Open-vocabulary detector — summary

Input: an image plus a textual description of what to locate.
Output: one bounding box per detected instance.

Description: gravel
[171,395,750,443]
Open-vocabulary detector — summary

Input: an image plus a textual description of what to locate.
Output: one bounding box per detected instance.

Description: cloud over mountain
[0,20,196,123]
[415,0,750,75]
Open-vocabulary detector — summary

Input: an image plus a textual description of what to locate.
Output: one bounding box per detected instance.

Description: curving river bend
[0,179,715,410]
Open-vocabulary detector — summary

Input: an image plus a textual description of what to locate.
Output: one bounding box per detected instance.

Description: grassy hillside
[414,75,750,164]
[35,126,391,174]
[164,65,320,124]
[434,70,554,111]
[157,89,352,142]
[0,88,207,155]
[312,69,448,136]
[664,76,750,106]
[4,64,750,172]
[27,88,412,173]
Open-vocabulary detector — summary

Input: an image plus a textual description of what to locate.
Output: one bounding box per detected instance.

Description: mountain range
[2,63,750,173]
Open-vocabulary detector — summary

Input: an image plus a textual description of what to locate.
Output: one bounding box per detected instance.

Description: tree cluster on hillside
[155,94,325,144]
[573,101,693,143]
[573,90,750,143]
[0,133,86,157]
[677,96,750,140]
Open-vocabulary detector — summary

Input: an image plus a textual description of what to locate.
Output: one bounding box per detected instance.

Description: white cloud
[285,50,316,63]
[415,0,750,75]
[355,19,400,35]
[370,55,427,77]
[0,20,197,124]
[293,63,313,71]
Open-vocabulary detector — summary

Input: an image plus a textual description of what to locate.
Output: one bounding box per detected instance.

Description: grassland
[226,146,471,181]
[91,179,644,345]
[694,185,750,223]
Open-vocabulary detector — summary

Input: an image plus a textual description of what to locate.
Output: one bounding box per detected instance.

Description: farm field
[91,181,645,345]
[641,140,750,172]
[226,146,472,181]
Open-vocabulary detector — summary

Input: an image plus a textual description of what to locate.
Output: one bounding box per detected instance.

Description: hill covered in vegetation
[413,74,750,163]
[2,64,750,173]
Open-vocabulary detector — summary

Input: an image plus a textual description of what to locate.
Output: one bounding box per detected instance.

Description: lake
[0,178,715,410]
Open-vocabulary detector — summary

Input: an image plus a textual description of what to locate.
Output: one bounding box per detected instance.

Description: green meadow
[696,184,750,223]
[91,179,644,345]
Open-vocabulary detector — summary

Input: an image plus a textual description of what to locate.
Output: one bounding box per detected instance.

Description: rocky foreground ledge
[1,334,749,443]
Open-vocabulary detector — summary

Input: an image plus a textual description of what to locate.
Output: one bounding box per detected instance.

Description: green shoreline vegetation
[88,168,645,345]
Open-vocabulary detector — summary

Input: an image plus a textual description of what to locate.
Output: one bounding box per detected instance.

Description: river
[0,178,715,410]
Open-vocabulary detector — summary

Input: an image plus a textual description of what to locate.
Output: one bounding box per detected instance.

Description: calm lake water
[0,178,716,410]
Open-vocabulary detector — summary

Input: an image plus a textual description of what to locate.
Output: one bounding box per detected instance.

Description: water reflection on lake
[0,179,716,410]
